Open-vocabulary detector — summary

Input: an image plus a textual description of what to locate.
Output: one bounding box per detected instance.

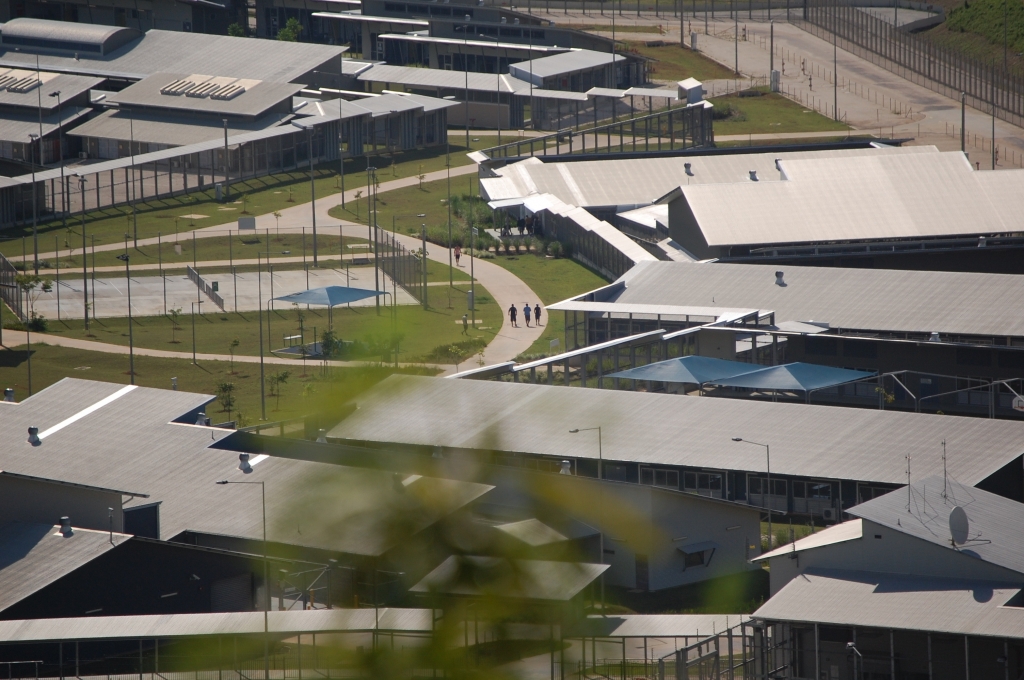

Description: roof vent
[501,16,507,23]
[684,162,693,176]
[27,426,41,446]
[238,452,252,473]
[316,428,328,443]
[196,412,210,426]
[60,516,73,537]
[748,170,758,181]
[514,17,520,24]
[559,460,572,475]
[928,332,941,342]
[775,271,786,287]
[774,158,782,170]
[4,387,13,402]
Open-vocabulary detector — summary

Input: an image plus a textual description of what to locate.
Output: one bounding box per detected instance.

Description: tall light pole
[216,480,269,679]
[368,166,381,316]
[116,253,135,384]
[256,253,267,420]
[190,299,204,365]
[79,176,88,330]
[570,426,604,608]
[49,90,66,228]
[28,133,39,274]
[295,123,319,266]
[127,107,138,248]
[459,17,471,149]
[732,437,772,551]
[477,34,502,144]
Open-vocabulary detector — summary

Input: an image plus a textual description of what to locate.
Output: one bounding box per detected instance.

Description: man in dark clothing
[508,304,518,327]
[534,303,542,326]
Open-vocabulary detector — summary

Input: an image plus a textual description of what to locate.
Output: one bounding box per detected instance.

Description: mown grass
[624,40,738,81]
[709,89,849,135]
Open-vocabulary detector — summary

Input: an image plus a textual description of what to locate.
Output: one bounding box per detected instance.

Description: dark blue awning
[606,356,762,385]
[273,285,385,307]
[709,363,876,392]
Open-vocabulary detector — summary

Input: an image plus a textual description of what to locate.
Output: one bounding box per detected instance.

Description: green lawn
[624,41,737,82]
[0,343,434,426]
[485,254,609,361]
[1,137,501,262]
[330,172,480,236]
[709,90,849,136]
[35,281,501,363]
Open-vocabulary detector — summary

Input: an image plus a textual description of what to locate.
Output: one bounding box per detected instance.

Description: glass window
[641,468,653,486]
[605,464,628,482]
[683,551,705,569]
[642,468,678,488]
[749,477,763,495]
[771,479,787,496]
[809,483,832,500]
[684,472,697,489]
[793,481,806,498]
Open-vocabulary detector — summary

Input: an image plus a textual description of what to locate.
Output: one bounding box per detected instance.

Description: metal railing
[376,228,425,305]
[187,265,226,311]
[0,252,24,322]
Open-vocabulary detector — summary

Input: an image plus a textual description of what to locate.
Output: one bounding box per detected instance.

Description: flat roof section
[753,569,1024,639]
[0,18,141,56]
[329,375,1024,487]
[0,70,104,112]
[106,74,304,118]
[357,63,534,93]
[581,260,1024,339]
[69,109,294,147]
[509,49,623,80]
[0,106,89,144]
[410,556,607,601]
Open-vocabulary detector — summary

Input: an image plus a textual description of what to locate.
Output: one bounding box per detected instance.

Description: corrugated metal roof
[510,50,622,79]
[624,86,678,99]
[313,12,430,26]
[752,569,1024,639]
[584,260,1024,338]
[480,146,935,207]
[0,28,346,83]
[329,375,1024,486]
[0,523,127,613]
[575,614,749,638]
[357,63,533,93]
[849,476,1024,576]
[757,519,862,561]
[68,109,292,147]
[106,74,304,117]
[682,152,1024,247]
[0,608,432,642]
[373,32,565,53]
[0,18,141,51]
[410,555,607,601]
[0,70,103,111]
[495,518,569,546]
[0,106,89,144]
[0,378,492,556]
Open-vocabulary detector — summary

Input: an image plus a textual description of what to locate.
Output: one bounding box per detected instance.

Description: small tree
[277,17,303,41]
[217,382,236,421]
[417,164,426,189]
[447,344,464,373]
[354,190,363,220]
[229,338,240,374]
[268,370,291,410]
[168,307,183,343]
[16,274,53,330]
[273,211,282,235]
[227,22,246,37]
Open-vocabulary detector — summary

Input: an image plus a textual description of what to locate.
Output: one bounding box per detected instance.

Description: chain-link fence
[376,228,426,306]
[799,0,1024,128]
[0,253,24,322]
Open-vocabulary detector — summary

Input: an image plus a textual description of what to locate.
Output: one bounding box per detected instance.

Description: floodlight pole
[733,437,772,551]
[570,426,604,609]
[117,254,135,384]
[49,90,66,228]
[306,126,319,266]
[257,254,267,421]
[961,92,966,153]
[29,133,38,274]
[191,299,203,365]
[79,177,88,330]
[217,480,269,679]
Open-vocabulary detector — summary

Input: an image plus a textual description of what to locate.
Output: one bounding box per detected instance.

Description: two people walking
[508,303,542,328]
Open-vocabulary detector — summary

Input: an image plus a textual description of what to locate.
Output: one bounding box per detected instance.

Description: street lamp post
[28,133,39,274]
[459,18,471,150]
[49,90,66,227]
[732,437,772,551]
[257,253,267,421]
[569,426,604,608]
[420,222,428,310]
[216,480,269,679]
[127,107,138,248]
[367,166,381,316]
[303,125,319,266]
[190,300,204,365]
[79,177,88,330]
[116,253,135,384]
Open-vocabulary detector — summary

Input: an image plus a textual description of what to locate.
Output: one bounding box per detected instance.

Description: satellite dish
[949,506,969,546]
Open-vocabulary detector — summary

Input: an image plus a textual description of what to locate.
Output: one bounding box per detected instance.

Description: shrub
[547,241,563,258]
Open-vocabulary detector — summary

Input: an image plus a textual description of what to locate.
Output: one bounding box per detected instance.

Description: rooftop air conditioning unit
[79,151,88,159]
[822,508,837,522]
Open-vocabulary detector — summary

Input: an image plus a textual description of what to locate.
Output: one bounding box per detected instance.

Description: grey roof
[313,12,430,26]
[0,70,104,112]
[624,86,678,99]
[0,106,89,144]
[410,555,607,601]
[849,476,1024,576]
[573,260,1024,339]
[0,18,141,55]
[757,518,863,560]
[357,63,533,94]
[509,49,622,79]
[106,74,304,117]
[680,151,1024,247]
[68,109,292,147]
[753,569,1024,639]
[372,32,565,53]
[350,92,424,115]
[0,523,127,613]
[574,614,749,638]
[480,146,936,208]
[0,26,346,83]
[0,379,492,556]
[385,92,461,112]
[329,375,1024,487]
[495,518,569,547]
[0,608,432,643]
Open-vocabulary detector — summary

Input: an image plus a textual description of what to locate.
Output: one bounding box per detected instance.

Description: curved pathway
[9,162,546,368]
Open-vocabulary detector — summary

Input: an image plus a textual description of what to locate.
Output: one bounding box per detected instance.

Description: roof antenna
[108,507,114,545]
[905,453,912,512]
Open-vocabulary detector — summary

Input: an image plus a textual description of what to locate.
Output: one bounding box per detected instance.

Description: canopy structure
[606,355,757,385]
[607,356,876,399]
[272,285,384,307]
[710,363,876,393]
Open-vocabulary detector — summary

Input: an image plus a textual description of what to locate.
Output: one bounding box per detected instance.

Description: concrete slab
[32,267,416,320]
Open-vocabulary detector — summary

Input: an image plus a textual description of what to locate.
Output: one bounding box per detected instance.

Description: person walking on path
[508,304,518,327]
[523,303,531,327]
[462,314,469,335]
[534,303,542,326]
[454,245,462,266]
